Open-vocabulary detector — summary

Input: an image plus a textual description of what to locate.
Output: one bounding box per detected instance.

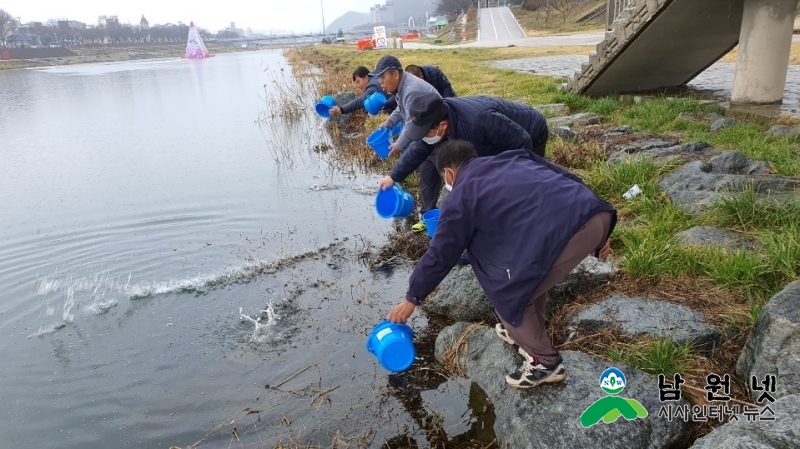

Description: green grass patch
[605,338,696,377]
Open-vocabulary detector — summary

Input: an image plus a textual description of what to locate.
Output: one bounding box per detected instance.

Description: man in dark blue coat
[387,140,616,389]
[405,64,457,98]
[377,93,549,228]
[330,66,397,116]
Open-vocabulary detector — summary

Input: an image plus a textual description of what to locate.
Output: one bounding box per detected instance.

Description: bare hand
[597,238,611,261]
[378,121,388,129]
[387,300,416,324]
[389,143,400,156]
[329,106,342,116]
[378,175,395,190]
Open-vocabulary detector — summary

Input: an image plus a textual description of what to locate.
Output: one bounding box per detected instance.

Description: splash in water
[239,302,280,344]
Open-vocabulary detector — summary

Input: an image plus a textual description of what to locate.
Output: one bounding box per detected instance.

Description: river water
[0,51,493,448]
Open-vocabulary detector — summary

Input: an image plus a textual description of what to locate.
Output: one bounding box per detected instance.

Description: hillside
[326,11,370,33]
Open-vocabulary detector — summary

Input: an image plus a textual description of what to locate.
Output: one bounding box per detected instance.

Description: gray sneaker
[505,355,566,389]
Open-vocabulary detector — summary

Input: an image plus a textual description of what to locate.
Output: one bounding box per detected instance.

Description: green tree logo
[580,368,648,428]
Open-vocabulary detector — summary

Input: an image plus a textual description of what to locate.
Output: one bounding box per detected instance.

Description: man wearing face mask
[386,139,616,389]
[329,66,397,116]
[369,55,442,155]
[377,92,548,230]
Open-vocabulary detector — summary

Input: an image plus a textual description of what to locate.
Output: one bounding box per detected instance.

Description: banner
[373,26,388,50]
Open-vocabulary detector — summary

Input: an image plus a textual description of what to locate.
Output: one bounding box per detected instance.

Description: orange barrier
[1,51,10,60]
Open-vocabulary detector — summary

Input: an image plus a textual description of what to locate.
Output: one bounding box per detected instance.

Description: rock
[737,281,800,401]
[689,393,800,449]
[435,323,691,449]
[710,118,737,132]
[765,124,800,136]
[421,267,494,322]
[550,126,579,142]
[658,151,800,216]
[609,141,718,165]
[534,103,569,116]
[674,226,757,252]
[424,257,616,323]
[569,294,722,351]
[548,112,603,128]
[678,112,723,122]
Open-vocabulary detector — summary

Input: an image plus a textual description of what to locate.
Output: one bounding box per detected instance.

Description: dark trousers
[420,146,442,215]
[497,211,613,367]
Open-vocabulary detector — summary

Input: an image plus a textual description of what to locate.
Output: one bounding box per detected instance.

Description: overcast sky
[1,0,390,33]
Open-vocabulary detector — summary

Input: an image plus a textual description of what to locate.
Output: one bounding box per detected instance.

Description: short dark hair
[352,66,370,81]
[435,140,478,173]
[405,64,423,78]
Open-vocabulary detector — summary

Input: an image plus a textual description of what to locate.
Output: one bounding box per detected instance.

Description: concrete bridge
[566,0,799,104]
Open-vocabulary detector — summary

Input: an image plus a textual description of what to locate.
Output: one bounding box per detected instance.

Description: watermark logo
[580,367,648,428]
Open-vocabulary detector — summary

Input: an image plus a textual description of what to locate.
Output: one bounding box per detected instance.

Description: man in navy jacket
[329,66,397,116]
[377,93,549,223]
[387,140,616,389]
[405,64,457,98]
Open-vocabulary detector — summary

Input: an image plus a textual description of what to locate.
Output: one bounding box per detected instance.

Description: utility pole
[321,0,326,35]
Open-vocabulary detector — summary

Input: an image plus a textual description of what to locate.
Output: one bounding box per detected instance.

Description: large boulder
[674,226,757,253]
[689,394,800,449]
[765,124,800,137]
[569,294,722,351]
[737,281,800,401]
[658,151,800,216]
[422,256,616,323]
[609,141,718,165]
[435,323,691,449]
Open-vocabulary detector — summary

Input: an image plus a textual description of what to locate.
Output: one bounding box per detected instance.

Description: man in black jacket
[330,66,397,116]
[377,92,549,230]
[405,64,457,98]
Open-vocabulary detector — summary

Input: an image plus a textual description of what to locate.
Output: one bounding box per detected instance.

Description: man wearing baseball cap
[369,55,442,154]
[377,92,549,231]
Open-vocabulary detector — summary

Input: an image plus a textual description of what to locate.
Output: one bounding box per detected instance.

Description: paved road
[479,7,526,43]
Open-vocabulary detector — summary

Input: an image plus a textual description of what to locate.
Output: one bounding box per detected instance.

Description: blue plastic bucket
[375,185,415,219]
[367,320,415,372]
[315,95,337,119]
[364,91,387,115]
[422,209,441,238]
[366,128,392,159]
[389,121,404,137]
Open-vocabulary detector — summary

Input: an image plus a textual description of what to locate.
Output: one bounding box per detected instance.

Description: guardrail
[606,0,635,31]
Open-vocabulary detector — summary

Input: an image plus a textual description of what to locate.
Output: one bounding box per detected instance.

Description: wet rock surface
[674,226,757,252]
[688,393,800,449]
[737,281,800,401]
[569,294,722,351]
[325,92,358,132]
[658,151,800,216]
[434,322,691,449]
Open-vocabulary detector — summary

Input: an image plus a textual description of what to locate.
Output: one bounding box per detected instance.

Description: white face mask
[421,126,443,145]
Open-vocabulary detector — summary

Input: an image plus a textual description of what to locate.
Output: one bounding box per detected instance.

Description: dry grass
[511,1,606,36]
[721,42,800,65]
[439,323,486,377]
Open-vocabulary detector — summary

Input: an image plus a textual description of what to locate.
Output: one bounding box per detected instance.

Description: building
[370,1,396,25]
[98,15,119,28]
[140,16,149,30]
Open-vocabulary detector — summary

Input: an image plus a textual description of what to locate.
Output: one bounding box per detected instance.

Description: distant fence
[3,48,77,59]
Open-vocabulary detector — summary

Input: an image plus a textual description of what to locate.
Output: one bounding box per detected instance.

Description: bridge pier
[731,0,798,104]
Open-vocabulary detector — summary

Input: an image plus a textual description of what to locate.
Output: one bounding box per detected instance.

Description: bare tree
[551,0,581,27]
[435,0,477,19]
[523,0,553,23]
[0,9,17,48]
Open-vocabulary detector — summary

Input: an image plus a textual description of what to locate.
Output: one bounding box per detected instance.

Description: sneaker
[457,251,470,266]
[411,221,426,233]
[495,323,516,345]
[505,355,566,389]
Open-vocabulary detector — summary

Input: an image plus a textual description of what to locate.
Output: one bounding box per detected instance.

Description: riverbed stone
[534,103,569,116]
[548,112,603,128]
[674,226,757,252]
[422,256,616,323]
[609,141,718,165]
[688,393,800,449]
[658,151,800,216]
[550,126,579,142]
[737,281,800,401]
[435,323,691,449]
[766,124,800,136]
[569,294,722,351]
[710,118,737,132]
